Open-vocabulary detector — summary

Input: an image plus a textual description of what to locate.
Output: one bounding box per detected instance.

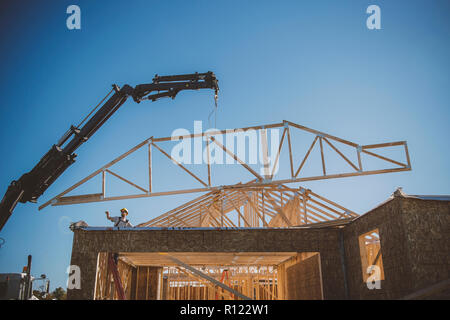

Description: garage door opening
[93,251,323,300]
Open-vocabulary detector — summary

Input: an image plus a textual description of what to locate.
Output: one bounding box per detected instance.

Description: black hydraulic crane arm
[0,71,219,231]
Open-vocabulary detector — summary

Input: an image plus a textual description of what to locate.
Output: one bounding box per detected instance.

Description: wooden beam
[260,129,270,178]
[241,192,269,227]
[210,136,263,181]
[362,141,406,149]
[286,126,294,178]
[362,149,407,167]
[294,136,318,178]
[270,127,287,179]
[161,253,251,300]
[106,169,148,193]
[151,142,208,187]
[48,167,410,207]
[263,192,292,227]
[287,121,358,147]
[323,137,359,171]
[319,137,326,176]
[148,142,152,193]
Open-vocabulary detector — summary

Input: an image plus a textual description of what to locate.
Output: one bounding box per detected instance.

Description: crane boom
[0,71,219,231]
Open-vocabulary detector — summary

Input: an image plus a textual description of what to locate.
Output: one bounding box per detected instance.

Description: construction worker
[105,208,133,228]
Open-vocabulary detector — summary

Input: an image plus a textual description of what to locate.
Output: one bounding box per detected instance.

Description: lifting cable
[208,92,219,129]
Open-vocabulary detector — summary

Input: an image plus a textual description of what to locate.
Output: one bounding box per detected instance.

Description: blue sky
[0,0,449,291]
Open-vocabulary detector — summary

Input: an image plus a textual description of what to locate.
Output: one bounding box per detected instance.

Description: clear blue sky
[0,0,449,291]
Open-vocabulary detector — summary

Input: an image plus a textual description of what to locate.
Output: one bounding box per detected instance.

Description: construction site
[0,68,448,301]
[39,119,449,300]
[68,190,449,300]
[1,1,449,308]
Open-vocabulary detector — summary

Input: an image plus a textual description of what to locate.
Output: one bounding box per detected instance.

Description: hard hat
[120,208,129,215]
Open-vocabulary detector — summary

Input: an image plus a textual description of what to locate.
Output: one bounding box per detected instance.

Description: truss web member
[105,208,133,228]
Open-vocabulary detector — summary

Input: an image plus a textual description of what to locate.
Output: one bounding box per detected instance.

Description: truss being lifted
[39,120,411,210]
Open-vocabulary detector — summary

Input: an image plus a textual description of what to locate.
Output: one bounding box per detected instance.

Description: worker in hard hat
[105,208,133,228]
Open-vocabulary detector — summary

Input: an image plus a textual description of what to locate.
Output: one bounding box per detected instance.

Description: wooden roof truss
[39,120,411,224]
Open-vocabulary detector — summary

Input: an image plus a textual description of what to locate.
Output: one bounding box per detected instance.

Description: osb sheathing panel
[286,254,323,300]
[68,228,346,300]
[400,198,450,291]
[343,197,450,300]
[343,198,409,299]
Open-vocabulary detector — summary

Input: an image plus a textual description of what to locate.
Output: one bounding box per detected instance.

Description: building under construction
[41,120,448,300]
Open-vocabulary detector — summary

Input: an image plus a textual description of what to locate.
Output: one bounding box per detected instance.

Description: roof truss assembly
[137,184,358,228]
[39,120,411,210]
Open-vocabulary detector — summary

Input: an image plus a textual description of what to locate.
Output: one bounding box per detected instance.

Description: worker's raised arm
[105,211,114,221]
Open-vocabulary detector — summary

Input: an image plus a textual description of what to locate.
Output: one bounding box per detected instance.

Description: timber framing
[95,252,290,300]
[137,184,358,228]
[40,120,411,209]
